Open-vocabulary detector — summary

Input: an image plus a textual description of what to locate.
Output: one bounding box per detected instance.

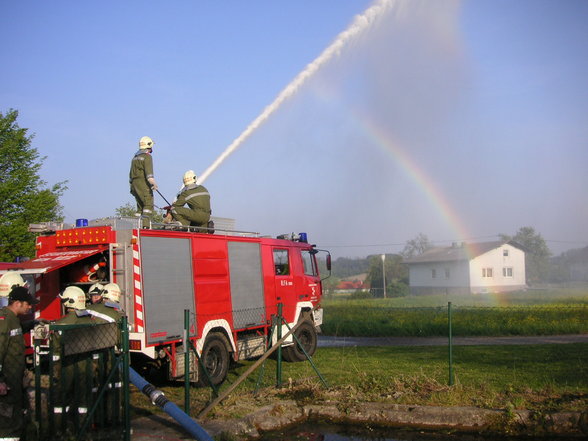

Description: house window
[273,249,290,275]
[431,269,437,278]
[482,268,493,278]
[503,249,509,257]
[503,267,513,277]
[445,268,450,279]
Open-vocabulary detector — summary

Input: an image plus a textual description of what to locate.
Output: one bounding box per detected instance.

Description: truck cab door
[300,249,321,303]
[272,248,295,310]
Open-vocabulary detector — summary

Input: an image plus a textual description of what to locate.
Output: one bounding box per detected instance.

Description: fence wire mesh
[33,321,127,440]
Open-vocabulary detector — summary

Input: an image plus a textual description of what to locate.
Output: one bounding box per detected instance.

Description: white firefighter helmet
[60,286,87,310]
[139,136,154,150]
[102,283,121,303]
[88,282,106,297]
[0,272,26,298]
[183,170,197,185]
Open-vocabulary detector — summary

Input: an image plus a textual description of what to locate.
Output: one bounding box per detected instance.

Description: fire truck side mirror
[326,254,332,271]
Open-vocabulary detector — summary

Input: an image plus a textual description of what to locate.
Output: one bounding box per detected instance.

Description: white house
[404,241,526,295]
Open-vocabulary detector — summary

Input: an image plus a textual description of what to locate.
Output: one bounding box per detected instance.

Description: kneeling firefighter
[166,170,212,231]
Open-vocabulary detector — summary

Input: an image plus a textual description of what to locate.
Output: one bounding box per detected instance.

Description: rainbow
[324,94,474,252]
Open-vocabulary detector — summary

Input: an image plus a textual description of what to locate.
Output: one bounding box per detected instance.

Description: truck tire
[282,320,317,362]
[197,333,231,386]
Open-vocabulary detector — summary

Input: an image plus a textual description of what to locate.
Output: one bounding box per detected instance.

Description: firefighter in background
[129,136,158,225]
[53,286,93,418]
[0,272,26,308]
[0,286,39,441]
[166,170,212,230]
[87,282,123,323]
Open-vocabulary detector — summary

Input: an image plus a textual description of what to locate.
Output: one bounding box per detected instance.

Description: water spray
[198,0,394,184]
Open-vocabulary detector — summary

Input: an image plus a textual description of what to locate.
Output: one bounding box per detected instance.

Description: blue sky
[1,0,587,258]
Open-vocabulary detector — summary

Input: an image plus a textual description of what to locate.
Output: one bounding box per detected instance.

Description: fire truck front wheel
[198,332,231,386]
[282,320,318,362]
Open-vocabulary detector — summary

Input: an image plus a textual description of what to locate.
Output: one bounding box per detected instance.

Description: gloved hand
[148,177,158,191]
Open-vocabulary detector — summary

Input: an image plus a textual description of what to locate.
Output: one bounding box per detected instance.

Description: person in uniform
[53,286,94,420]
[0,286,39,441]
[86,283,123,323]
[166,170,212,231]
[129,136,158,226]
[0,272,26,308]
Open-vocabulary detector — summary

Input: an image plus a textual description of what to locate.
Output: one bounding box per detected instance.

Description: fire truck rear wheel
[198,332,231,386]
[282,320,317,363]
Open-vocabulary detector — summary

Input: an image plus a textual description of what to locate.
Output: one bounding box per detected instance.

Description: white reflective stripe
[114,382,122,388]
[92,387,98,393]
[9,328,22,337]
[0,437,21,440]
[54,407,63,413]
[87,310,115,323]
[185,191,209,201]
[78,407,88,414]
[53,355,60,361]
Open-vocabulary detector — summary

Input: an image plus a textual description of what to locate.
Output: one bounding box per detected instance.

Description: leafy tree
[0,109,67,261]
[330,256,371,278]
[500,226,551,285]
[115,202,164,223]
[400,233,431,259]
[366,254,408,297]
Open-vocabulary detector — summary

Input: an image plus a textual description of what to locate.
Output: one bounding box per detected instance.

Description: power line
[322,236,588,250]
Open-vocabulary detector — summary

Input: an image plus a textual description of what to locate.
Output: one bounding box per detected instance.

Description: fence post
[276,303,283,388]
[448,302,454,386]
[184,309,190,415]
[121,316,131,441]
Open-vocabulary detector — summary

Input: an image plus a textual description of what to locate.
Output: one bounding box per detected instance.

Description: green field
[140,343,588,420]
[321,287,588,337]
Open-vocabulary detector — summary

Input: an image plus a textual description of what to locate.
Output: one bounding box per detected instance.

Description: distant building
[404,241,526,295]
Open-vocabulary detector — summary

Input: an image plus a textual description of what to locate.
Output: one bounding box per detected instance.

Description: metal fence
[32,318,130,441]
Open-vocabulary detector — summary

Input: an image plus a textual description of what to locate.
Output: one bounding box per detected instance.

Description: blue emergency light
[299,232,308,243]
[76,218,88,227]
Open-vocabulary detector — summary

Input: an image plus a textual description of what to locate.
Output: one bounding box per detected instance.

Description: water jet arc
[198,0,393,184]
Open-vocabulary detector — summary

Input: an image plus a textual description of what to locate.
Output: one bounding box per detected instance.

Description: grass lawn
[321,288,588,337]
[133,343,588,420]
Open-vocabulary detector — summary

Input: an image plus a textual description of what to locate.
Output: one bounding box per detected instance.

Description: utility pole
[381,254,387,298]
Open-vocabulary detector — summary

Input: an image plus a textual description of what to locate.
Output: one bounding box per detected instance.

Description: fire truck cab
[2,217,329,385]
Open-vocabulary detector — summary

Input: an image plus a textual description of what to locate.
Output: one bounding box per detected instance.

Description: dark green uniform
[171,183,211,229]
[129,150,155,220]
[87,302,122,324]
[53,311,94,417]
[0,307,25,440]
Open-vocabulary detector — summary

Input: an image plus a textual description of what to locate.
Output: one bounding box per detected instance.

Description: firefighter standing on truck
[0,286,39,441]
[129,136,158,226]
[166,170,211,230]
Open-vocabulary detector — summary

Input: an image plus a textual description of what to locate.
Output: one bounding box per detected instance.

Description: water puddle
[257,422,579,441]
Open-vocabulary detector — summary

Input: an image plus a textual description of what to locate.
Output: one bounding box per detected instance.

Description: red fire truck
[1,217,330,384]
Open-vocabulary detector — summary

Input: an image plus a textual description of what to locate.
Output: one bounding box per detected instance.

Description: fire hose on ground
[129,366,214,441]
